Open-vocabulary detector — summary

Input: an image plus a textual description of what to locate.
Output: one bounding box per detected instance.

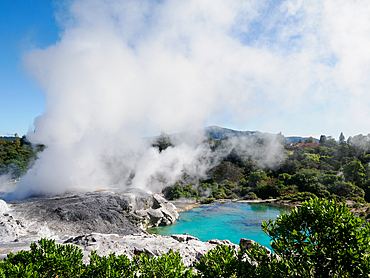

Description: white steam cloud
[8,0,370,198]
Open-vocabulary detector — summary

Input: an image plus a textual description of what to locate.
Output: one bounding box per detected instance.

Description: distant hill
[204,126,318,144]
[204,126,262,140]
[0,136,15,141]
[2,128,318,145]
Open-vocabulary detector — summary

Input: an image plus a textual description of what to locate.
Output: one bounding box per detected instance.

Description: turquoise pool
[149,202,291,249]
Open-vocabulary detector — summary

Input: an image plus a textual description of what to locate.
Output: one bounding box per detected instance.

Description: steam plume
[7,0,370,198]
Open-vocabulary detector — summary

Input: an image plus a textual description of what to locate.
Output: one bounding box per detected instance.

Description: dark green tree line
[0,134,44,179]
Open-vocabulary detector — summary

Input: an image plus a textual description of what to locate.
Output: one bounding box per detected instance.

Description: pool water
[149,202,291,249]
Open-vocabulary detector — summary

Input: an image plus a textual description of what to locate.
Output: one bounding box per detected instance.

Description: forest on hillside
[2,131,370,207]
[160,132,370,207]
[0,134,44,179]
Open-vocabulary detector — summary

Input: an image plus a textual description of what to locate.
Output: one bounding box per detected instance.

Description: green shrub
[262,198,370,277]
[212,188,227,199]
[240,186,253,196]
[201,197,215,204]
[138,249,193,278]
[243,192,258,200]
[278,173,292,184]
[241,243,289,277]
[195,243,288,277]
[255,181,281,199]
[194,245,239,278]
[277,191,317,201]
[0,241,194,278]
[83,250,137,277]
[0,238,84,277]
[227,193,238,199]
[327,181,365,198]
[347,196,367,203]
[163,183,198,200]
[198,183,217,197]
[248,170,268,185]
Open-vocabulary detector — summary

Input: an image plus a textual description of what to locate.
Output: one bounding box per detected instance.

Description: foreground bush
[0,242,192,278]
[83,251,138,277]
[0,238,84,277]
[262,197,370,277]
[1,198,370,277]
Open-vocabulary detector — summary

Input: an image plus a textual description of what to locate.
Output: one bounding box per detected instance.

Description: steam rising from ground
[7,0,370,198]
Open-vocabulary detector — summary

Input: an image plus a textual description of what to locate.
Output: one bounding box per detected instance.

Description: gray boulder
[239,238,271,254]
[133,194,179,228]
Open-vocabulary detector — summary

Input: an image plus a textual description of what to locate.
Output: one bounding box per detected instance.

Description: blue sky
[0,0,58,136]
[2,0,370,140]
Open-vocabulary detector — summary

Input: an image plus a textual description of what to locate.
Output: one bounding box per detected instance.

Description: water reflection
[250,203,268,214]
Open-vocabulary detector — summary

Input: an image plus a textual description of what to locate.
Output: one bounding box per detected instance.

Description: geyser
[8,0,370,198]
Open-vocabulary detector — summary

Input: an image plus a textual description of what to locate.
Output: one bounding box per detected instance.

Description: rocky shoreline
[170,197,298,213]
[0,189,258,265]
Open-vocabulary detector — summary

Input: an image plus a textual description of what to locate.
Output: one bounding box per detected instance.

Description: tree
[339,132,345,144]
[248,170,267,185]
[278,159,301,175]
[305,136,314,143]
[0,135,42,178]
[290,169,319,191]
[327,181,364,198]
[323,136,337,148]
[319,135,326,144]
[343,160,366,187]
[152,132,173,152]
[13,133,20,148]
[211,161,244,183]
[262,198,370,277]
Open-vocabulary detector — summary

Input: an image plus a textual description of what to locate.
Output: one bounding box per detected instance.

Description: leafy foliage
[0,135,44,179]
[0,238,84,277]
[83,251,138,277]
[152,132,173,152]
[262,198,370,277]
[138,249,193,278]
[277,191,318,202]
[194,245,240,278]
[0,239,192,278]
[163,183,198,200]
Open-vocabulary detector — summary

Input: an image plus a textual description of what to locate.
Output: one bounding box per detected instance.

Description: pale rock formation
[65,232,238,267]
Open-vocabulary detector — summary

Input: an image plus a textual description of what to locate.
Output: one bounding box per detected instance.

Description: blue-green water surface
[149,202,291,249]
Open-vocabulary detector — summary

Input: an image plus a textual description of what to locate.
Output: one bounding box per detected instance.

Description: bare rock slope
[0,189,238,265]
[1,189,178,241]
